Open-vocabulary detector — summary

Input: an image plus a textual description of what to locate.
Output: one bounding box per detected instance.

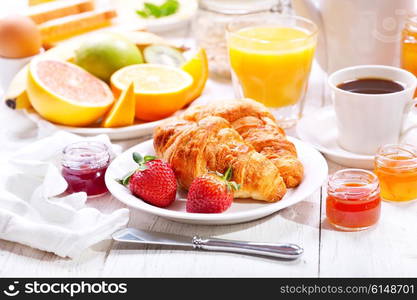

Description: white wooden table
[1,20,417,279]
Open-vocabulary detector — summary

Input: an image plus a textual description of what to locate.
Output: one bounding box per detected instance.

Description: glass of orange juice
[227,13,317,127]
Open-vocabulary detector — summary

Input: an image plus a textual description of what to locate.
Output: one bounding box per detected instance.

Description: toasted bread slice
[39,9,117,45]
[28,0,94,24]
[29,0,56,5]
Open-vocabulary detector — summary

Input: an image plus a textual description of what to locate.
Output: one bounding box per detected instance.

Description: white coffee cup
[328,65,417,155]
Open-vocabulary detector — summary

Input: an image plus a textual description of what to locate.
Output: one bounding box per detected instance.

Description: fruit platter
[3,27,208,139]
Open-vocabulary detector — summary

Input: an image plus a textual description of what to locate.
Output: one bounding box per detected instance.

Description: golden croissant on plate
[153,98,304,202]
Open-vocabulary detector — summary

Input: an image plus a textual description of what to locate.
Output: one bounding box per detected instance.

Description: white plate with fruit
[105,137,328,225]
[4,30,208,140]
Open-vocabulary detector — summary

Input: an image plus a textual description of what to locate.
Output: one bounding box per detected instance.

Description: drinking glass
[227,13,317,127]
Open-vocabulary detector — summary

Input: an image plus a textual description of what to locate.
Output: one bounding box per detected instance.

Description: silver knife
[112,228,303,260]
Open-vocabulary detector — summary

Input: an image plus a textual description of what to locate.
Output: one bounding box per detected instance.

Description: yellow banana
[3,66,31,110]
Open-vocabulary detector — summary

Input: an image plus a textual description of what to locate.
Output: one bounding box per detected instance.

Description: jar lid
[328,168,379,197]
[375,143,417,169]
[199,0,280,15]
[62,141,111,170]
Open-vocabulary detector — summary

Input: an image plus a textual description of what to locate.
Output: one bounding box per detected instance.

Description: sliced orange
[181,48,208,104]
[102,82,135,128]
[110,64,193,121]
[27,58,114,126]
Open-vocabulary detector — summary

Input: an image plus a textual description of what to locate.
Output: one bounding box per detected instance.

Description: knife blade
[112,228,194,248]
[112,228,303,260]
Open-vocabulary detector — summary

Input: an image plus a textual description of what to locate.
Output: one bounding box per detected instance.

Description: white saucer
[296,106,417,169]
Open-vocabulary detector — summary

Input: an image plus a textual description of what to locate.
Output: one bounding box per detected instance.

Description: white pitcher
[291,0,417,73]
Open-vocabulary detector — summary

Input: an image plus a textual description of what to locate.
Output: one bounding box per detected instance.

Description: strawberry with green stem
[186,167,240,213]
[118,152,177,208]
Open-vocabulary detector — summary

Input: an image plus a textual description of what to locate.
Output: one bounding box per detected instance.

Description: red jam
[326,169,381,231]
[61,141,111,197]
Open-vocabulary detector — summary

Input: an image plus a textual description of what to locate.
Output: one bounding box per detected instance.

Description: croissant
[154,115,286,202]
[182,98,304,188]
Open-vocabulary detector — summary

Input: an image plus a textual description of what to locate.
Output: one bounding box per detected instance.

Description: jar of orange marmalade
[326,169,381,231]
[401,16,417,77]
[375,144,417,202]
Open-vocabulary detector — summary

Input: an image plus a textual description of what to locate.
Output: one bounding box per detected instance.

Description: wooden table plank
[101,190,321,277]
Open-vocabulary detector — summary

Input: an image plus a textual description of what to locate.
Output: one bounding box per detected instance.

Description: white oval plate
[24,110,173,140]
[105,137,328,224]
[55,122,158,140]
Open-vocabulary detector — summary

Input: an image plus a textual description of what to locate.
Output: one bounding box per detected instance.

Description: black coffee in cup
[337,77,404,94]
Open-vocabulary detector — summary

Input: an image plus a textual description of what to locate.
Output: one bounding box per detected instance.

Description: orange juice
[401,16,417,77]
[228,26,316,108]
[401,16,417,97]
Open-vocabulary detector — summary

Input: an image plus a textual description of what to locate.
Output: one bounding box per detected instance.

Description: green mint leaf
[144,3,162,18]
[137,0,179,19]
[160,0,179,16]
[132,152,143,164]
[136,10,149,18]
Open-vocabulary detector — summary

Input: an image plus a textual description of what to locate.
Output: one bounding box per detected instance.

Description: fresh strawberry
[118,152,177,208]
[186,167,240,213]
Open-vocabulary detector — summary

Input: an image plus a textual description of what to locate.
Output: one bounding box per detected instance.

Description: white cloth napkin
[0,130,130,258]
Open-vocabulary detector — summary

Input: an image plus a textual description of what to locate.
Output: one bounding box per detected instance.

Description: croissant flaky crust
[182,98,304,188]
[153,98,304,202]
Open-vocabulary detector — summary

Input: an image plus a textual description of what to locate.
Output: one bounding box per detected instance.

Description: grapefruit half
[27,58,114,127]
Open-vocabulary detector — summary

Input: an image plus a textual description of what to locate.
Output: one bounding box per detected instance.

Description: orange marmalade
[326,169,381,231]
[375,144,417,202]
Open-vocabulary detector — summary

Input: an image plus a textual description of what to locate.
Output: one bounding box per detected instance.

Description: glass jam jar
[375,144,417,202]
[193,0,287,79]
[61,141,111,197]
[401,16,417,79]
[326,169,381,231]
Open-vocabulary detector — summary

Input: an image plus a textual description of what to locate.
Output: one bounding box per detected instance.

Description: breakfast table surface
[1,21,417,279]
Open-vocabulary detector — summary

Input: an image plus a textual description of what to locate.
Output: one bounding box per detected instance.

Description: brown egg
[0,14,42,59]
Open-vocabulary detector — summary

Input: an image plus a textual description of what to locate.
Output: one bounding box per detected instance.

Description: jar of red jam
[62,141,111,197]
[326,169,381,231]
